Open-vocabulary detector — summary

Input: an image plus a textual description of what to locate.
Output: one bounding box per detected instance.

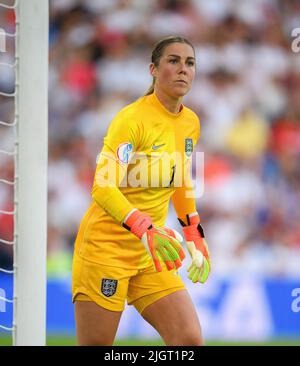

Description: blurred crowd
[0,0,300,277]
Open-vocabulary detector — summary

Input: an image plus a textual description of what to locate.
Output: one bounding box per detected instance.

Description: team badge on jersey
[101,278,118,297]
[185,138,193,157]
[117,142,133,164]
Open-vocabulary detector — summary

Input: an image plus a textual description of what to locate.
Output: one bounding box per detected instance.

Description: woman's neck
[154,89,182,114]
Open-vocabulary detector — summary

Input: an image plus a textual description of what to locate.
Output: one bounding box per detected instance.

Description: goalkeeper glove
[179,213,210,284]
[123,209,185,272]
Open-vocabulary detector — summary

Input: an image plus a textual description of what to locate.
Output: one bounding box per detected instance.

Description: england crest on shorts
[101,278,118,297]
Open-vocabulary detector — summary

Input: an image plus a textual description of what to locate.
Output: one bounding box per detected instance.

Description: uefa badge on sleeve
[185,138,193,157]
[117,142,133,164]
[101,278,118,297]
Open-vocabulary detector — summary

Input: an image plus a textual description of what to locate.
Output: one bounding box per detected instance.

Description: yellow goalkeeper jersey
[74,92,200,269]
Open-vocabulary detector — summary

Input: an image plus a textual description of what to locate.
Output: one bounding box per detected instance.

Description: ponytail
[144,78,155,96]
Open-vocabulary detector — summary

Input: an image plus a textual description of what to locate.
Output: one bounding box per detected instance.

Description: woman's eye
[169,59,177,64]
[187,61,195,67]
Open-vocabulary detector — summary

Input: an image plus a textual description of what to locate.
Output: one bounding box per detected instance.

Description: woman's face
[150,42,196,99]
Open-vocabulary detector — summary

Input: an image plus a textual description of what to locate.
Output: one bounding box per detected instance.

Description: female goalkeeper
[72,35,210,346]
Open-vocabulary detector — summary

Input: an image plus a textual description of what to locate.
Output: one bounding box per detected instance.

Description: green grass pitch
[0,335,299,346]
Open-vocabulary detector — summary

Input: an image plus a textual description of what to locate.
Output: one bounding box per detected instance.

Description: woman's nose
[179,65,187,74]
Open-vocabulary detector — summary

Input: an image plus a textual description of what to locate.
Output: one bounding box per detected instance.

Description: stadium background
[1,0,300,345]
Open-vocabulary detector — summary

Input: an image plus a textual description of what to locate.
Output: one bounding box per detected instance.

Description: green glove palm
[124,209,185,272]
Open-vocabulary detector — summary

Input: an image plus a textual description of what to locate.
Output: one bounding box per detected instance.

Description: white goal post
[13,0,49,346]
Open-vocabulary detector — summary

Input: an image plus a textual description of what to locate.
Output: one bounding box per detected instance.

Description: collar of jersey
[149,92,184,119]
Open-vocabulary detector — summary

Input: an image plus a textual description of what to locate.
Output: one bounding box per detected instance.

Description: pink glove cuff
[124,210,152,239]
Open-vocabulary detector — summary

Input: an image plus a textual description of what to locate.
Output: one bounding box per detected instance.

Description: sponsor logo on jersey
[101,278,118,297]
[152,143,166,150]
[117,142,133,164]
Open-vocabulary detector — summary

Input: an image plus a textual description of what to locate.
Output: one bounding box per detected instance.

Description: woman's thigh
[140,289,204,346]
[72,255,136,345]
[74,300,122,346]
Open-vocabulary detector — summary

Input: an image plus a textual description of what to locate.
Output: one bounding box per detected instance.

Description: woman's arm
[91,145,134,222]
[171,184,197,225]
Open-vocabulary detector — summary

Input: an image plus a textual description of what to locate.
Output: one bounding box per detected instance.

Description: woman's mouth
[175,80,187,85]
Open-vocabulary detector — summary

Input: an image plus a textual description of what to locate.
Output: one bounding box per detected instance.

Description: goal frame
[13,0,49,346]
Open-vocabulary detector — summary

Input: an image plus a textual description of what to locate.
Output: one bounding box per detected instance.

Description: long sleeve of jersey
[171,177,197,224]
[91,111,140,223]
[171,119,200,224]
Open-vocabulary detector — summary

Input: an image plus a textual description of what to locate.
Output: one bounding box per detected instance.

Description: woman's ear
[149,63,157,78]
